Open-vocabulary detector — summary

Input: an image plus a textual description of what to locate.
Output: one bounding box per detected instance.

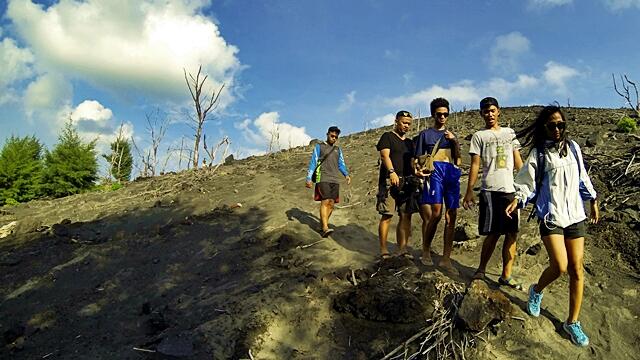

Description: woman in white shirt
[506,105,599,347]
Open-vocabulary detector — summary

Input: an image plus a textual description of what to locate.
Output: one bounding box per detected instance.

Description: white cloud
[403,73,413,86]
[0,37,34,87]
[66,100,134,154]
[488,32,531,73]
[234,118,252,131]
[387,81,480,108]
[486,75,539,99]
[602,0,640,10]
[337,91,356,112]
[543,61,580,94]
[0,37,35,104]
[369,113,395,127]
[527,0,573,9]
[24,73,72,115]
[239,112,312,151]
[7,0,242,106]
[384,49,400,60]
[386,60,581,111]
[386,74,542,111]
[70,100,114,126]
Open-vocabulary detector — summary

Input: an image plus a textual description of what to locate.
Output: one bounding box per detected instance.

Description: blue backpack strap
[568,140,581,177]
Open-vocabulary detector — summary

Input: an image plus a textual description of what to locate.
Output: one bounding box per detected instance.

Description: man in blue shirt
[306,126,351,237]
[414,98,461,273]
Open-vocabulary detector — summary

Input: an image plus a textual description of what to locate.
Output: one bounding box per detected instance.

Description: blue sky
[1,0,639,174]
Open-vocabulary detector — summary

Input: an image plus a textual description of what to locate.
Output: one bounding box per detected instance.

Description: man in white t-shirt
[463,97,524,288]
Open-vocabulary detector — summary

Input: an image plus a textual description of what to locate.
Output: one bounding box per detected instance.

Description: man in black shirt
[376,111,418,259]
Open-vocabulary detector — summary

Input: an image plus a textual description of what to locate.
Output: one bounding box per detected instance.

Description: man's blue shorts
[420,162,461,209]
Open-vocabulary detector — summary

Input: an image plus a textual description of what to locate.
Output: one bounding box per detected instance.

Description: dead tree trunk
[203,134,230,172]
[131,109,169,177]
[613,73,640,117]
[184,65,225,169]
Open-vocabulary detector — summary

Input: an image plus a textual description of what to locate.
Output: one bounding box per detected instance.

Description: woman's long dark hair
[516,104,570,157]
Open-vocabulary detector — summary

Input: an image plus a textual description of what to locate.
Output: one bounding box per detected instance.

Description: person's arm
[337,147,351,185]
[507,149,537,217]
[380,148,399,186]
[305,144,320,187]
[414,131,424,156]
[513,149,524,171]
[413,133,426,177]
[512,133,523,171]
[463,154,481,209]
[451,138,462,167]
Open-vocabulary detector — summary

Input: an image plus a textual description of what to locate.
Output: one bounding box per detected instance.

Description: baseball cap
[327,126,341,134]
[480,97,499,110]
[396,110,413,119]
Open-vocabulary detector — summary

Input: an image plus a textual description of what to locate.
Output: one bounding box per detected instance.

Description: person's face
[433,107,449,126]
[326,131,339,145]
[545,112,565,142]
[395,116,412,135]
[480,105,500,128]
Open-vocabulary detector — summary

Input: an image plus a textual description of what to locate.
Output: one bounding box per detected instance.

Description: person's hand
[305,180,312,188]
[505,198,518,219]
[589,200,600,224]
[444,130,456,141]
[389,172,400,187]
[346,176,352,185]
[463,191,475,210]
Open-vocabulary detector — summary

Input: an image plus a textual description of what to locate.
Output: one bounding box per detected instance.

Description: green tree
[102,131,133,182]
[43,120,98,198]
[0,135,44,205]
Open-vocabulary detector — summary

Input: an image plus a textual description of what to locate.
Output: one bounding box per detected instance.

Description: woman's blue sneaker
[527,284,543,317]
[563,321,590,347]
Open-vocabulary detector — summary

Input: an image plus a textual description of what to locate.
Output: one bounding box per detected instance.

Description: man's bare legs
[397,211,412,254]
[502,232,517,279]
[421,203,442,264]
[319,199,334,233]
[565,236,585,323]
[474,231,517,280]
[475,233,500,279]
[378,214,393,256]
[419,205,432,261]
[422,204,457,272]
[440,208,457,271]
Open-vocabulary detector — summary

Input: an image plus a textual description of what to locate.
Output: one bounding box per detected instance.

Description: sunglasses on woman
[546,122,566,131]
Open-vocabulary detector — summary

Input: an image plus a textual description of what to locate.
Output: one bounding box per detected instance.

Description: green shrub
[42,120,98,198]
[0,135,45,205]
[4,198,19,207]
[616,116,637,133]
[110,182,123,191]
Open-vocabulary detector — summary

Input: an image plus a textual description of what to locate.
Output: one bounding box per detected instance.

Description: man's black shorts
[478,191,519,235]
[314,182,339,202]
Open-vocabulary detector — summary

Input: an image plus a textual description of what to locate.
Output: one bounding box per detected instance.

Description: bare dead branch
[131,109,169,177]
[184,65,225,169]
[613,73,640,117]
[203,134,230,172]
